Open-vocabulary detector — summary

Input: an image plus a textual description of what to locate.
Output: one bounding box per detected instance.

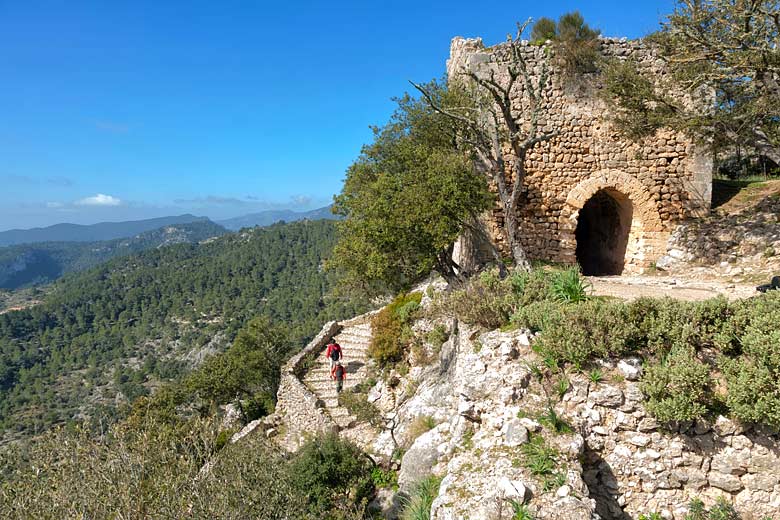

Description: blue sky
[0,0,674,231]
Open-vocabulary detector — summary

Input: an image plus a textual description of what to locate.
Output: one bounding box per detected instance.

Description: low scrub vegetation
[399,475,442,520]
[0,420,374,519]
[435,265,780,429]
[369,292,422,366]
[338,380,382,427]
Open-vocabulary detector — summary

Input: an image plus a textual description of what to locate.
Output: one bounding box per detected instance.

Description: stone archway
[575,189,633,275]
[559,171,667,274]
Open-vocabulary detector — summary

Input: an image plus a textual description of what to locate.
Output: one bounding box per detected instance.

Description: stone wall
[274,320,341,450]
[448,36,713,273]
[562,369,780,519]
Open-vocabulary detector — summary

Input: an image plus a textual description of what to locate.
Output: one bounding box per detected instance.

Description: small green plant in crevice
[425,324,449,350]
[520,434,559,478]
[399,475,442,520]
[473,339,483,353]
[537,407,574,435]
[588,368,603,383]
[509,500,534,520]
[683,497,743,520]
[371,466,398,491]
[406,415,437,444]
[639,513,663,520]
[541,471,567,493]
[461,426,474,450]
[553,377,570,399]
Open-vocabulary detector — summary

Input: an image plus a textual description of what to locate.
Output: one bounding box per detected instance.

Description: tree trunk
[503,209,531,271]
[436,248,467,288]
[751,129,780,166]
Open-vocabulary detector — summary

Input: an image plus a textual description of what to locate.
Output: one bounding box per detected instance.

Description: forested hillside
[0,219,368,441]
[0,220,226,289]
[0,214,211,246]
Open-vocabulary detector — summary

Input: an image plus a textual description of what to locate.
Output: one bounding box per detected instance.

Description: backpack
[334,365,345,380]
[329,343,341,361]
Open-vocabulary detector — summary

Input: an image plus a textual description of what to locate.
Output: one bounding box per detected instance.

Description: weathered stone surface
[708,472,744,492]
[590,386,624,408]
[398,424,449,493]
[447,35,711,273]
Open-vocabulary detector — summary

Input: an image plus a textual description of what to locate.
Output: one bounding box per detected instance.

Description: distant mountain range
[0,220,227,289]
[218,205,337,231]
[0,214,211,247]
[0,206,341,289]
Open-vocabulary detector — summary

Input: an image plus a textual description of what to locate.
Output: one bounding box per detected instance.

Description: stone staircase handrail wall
[274,321,343,444]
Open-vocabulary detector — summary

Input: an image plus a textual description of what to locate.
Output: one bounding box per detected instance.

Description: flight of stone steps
[301,319,373,429]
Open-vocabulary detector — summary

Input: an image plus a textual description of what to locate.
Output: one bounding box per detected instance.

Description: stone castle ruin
[449,36,713,275]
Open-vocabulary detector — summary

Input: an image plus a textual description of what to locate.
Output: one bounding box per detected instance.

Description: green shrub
[525,299,639,369]
[371,466,399,490]
[684,497,741,520]
[550,267,590,303]
[511,300,562,333]
[369,292,422,366]
[399,475,442,520]
[721,307,780,428]
[241,391,275,422]
[436,269,517,328]
[287,433,374,516]
[425,324,449,350]
[640,345,713,422]
[338,388,383,427]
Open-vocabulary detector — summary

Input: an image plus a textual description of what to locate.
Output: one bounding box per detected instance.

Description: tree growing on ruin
[603,0,780,164]
[412,21,561,271]
[531,11,602,76]
[329,81,493,294]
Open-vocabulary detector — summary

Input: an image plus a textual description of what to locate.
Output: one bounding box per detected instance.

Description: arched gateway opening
[575,189,632,275]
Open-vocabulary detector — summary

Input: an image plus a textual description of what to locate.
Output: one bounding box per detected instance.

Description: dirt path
[588,275,758,301]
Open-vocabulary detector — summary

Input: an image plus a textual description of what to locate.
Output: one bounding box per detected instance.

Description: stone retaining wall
[563,371,780,519]
[274,321,341,449]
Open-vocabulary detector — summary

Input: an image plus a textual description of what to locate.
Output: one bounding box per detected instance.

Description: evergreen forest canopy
[0,219,368,441]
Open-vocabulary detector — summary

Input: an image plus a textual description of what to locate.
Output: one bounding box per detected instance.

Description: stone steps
[301,320,374,430]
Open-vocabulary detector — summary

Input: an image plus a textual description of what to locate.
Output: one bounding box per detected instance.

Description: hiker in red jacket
[325,337,342,369]
[331,361,346,393]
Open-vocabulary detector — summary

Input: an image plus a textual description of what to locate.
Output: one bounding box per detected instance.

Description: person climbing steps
[325,337,342,368]
[331,361,346,394]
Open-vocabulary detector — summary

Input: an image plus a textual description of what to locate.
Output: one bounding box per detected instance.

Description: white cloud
[75,193,122,207]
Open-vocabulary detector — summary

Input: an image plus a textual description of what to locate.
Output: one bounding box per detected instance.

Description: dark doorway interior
[575,189,632,276]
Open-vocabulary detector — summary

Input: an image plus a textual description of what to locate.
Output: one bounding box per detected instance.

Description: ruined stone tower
[449,36,712,275]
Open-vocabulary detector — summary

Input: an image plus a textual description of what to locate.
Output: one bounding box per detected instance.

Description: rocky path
[301,318,373,429]
[588,274,758,301]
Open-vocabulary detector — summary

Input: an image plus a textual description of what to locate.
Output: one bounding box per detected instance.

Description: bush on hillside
[517,298,639,369]
[0,418,372,520]
[369,292,422,366]
[640,345,713,423]
[433,268,552,329]
[288,433,374,517]
[721,305,780,428]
